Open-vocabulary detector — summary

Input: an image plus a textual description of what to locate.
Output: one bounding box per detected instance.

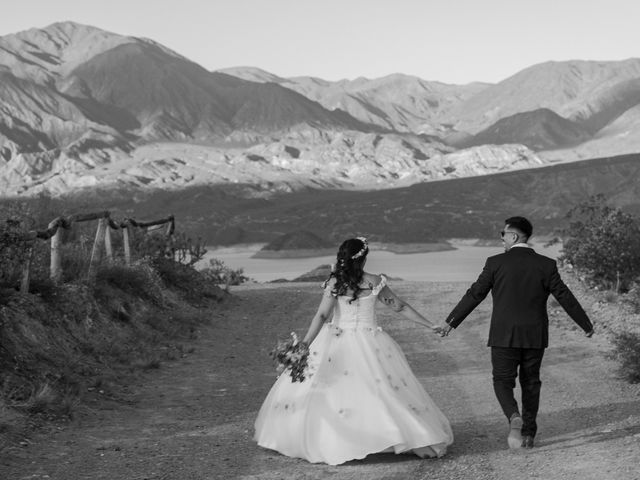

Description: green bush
[558,195,640,291]
[151,257,224,302]
[608,330,640,383]
[0,205,35,288]
[624,282,640,313]
[201,258,249,287]
[131,230,207,266]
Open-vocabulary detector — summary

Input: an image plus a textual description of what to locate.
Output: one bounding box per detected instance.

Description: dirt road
[2,282,639,480]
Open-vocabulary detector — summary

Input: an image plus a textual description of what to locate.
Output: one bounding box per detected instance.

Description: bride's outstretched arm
[378,286,442,333]
[302,294,336,345]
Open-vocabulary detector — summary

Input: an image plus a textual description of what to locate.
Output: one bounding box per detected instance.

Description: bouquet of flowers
[271,332,310,383]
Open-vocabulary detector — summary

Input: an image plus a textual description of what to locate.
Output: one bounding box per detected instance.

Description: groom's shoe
[522,435,534,449]
[507,413,523,449]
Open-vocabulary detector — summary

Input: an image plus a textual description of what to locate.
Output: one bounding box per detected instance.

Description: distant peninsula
[252,231,335,258]
[251,231,456,259]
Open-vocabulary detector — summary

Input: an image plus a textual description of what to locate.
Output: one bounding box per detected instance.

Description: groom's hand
[585,328,594,338]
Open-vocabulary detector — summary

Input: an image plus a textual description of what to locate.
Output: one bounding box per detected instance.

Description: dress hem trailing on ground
[254,275,453,466]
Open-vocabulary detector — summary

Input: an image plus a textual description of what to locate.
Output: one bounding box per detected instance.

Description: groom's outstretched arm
[549,263,594,335]
[443,259,494,331]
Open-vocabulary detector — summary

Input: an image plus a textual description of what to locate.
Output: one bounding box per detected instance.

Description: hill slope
[0,22,375,158]
[460,108,592,151]
[37,153,640,244]
[219,67,490,135]
[447,59,640,134]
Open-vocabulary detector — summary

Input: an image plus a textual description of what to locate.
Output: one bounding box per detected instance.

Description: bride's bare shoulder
[362,272,384,287]
[323,276,337,288]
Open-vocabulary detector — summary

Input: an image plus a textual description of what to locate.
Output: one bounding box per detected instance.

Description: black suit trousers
[491,347,545,437]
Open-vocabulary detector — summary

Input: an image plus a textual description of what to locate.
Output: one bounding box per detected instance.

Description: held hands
[437,323,453,337]
[431,325,445,336]
[425,320,448,336]
[585,328,594,338]
[425,322,452,337]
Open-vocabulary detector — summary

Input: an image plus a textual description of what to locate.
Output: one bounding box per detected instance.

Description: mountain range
[1,22,640,212]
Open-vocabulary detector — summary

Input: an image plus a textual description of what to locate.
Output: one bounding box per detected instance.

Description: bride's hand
[431,325,445,335]
[433,323,453,337]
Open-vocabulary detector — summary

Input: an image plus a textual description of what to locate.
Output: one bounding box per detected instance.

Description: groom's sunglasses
[500,230,518,238]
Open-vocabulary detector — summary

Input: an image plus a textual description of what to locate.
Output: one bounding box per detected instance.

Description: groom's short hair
[505,216,533,239]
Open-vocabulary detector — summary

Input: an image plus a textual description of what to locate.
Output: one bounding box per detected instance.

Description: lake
[200,241,563,283]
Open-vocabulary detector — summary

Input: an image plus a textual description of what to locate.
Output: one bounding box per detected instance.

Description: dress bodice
[328,275,387,329]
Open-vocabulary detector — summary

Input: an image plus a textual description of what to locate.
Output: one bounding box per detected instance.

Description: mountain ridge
[2,22,640,199]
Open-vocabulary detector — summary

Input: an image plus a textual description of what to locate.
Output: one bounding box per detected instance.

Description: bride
[254,237,453,465]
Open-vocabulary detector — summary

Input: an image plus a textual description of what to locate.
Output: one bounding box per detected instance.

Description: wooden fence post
[165,218,175,261]
[104,222,113,263]
[50,220,63,283]
[20,246,33,293]
[28,212,177,283]
[123,222,132,266]
[88,218,107,277]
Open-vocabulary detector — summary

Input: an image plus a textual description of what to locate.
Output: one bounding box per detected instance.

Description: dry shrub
[23,382,58,414]
[608,330,640,383]
[151,257,225,303]
[201,258,249,288]
[131,229,207,266]
[93,260,164,306]
[0,206,35,288]
[558,195,640,292]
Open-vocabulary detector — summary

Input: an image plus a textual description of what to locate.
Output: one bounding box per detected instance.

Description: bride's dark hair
[326,237,369,303]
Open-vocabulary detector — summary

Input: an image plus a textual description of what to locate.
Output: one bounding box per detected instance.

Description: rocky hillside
[444,59,640,134]
[219,67,489,135]
[0,22,378,193]
[458,108,592,151]
[0,22,373,149]
[1,132,549,196]
[540,103,640,162]
[221,61,640,148]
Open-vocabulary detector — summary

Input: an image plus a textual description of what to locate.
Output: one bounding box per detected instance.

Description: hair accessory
[351,236,369,259]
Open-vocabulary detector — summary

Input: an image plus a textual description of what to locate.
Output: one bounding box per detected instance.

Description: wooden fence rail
[18,212,175,292]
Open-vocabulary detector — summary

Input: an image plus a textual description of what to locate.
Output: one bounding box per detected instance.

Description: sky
[1,0,639,84]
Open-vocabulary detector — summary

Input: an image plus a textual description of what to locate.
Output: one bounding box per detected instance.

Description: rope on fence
[18,212,176,291]
[25,213,176,240]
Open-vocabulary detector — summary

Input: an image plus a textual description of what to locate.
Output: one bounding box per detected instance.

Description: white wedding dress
[254,275,453,465]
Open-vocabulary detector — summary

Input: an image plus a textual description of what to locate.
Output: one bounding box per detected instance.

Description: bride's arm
[302,292,336,345]
[378,285,441,333]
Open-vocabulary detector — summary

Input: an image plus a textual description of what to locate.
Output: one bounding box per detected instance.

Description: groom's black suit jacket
[445,247,593,349]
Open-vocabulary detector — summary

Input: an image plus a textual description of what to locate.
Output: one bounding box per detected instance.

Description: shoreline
[373,241,456,254]
[251,248,336,259]
[249,241,457,259]
[205,238,561,261]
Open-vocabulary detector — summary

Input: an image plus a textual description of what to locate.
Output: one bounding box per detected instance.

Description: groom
[439,216,594,449]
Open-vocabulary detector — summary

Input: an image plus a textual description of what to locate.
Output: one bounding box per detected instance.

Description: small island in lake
[251,230,335,258]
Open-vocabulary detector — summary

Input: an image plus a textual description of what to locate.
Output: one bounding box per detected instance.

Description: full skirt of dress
[254,323,454,465]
